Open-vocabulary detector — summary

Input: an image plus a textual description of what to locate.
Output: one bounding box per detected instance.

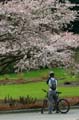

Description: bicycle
[41,89,70,114]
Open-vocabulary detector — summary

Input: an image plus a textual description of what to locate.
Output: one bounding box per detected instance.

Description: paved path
[0,109,79,120]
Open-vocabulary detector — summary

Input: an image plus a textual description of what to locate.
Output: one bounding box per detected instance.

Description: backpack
[50,78,56,90]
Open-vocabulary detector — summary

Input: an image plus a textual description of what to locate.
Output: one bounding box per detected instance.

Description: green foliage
[4,95,36,106]
[0,67,77,82]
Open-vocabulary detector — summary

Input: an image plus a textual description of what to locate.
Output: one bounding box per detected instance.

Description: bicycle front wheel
[58,99,70,113]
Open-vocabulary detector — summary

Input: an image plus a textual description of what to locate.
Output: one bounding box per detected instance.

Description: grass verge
[0,82,79,99]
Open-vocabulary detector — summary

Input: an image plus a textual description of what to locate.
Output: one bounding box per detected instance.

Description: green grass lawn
[0,82,79,99]
[0,67,78,99]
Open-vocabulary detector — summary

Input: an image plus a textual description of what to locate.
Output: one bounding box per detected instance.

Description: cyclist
[47,71,58,114]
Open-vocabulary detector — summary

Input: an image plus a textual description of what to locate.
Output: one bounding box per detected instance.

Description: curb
[0,106,79,114]
[70,105,79,109]
[0,108,41,114]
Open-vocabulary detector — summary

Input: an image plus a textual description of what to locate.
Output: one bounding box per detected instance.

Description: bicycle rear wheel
[57,99,70,113]
[41,99,48,114]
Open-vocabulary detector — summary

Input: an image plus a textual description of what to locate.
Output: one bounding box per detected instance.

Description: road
[0,109,79,120]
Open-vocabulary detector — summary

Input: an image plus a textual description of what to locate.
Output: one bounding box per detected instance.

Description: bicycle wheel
[57,99,70,113]
[41,99,48,114]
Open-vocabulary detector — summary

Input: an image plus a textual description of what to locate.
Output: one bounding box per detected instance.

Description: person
[46,71,58,114]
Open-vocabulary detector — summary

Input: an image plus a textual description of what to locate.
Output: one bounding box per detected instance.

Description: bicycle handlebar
[42,89,62,94]
[56,91,62,94]
[42,89,47,93]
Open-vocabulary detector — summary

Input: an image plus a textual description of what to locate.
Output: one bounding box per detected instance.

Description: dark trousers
[48,90,58,113]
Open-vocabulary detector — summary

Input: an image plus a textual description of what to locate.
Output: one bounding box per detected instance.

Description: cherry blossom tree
[0,0,78,73]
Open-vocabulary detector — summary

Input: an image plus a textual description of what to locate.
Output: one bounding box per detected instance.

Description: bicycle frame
[41,89,70,114]
[42,88,61,98]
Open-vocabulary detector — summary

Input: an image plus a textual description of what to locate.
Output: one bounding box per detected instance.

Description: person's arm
[46,77,50,84]
[48,79,52,88]
[55,79,57,91]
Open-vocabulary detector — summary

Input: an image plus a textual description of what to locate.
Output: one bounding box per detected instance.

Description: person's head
[49,71,54,77]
